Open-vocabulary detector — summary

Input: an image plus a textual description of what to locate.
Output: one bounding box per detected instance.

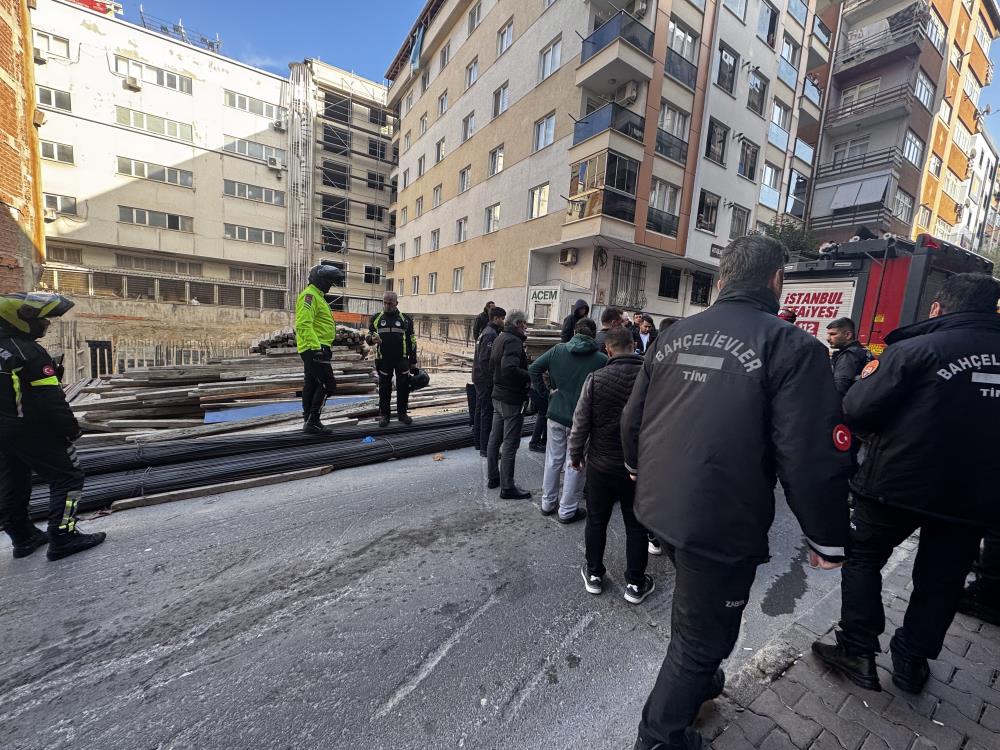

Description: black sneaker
[889,634,930,694]
[557,508,586,524]
[634,727,703,750]
[378,415,390,428]
[581,567,603,595]
[303,420,332,435]
[648,535,663,556]
[12,528,49,559]
[624,575,655,604]
[47,529,107,561]
[397,414,413,425]
[811,636,881,691]
[487,477,500,489]
[528,443,546,454]
[500,486,532,500]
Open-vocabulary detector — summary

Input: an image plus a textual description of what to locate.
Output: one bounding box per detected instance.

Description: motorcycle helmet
[409,367,430,391]
[308,263,346,293]
[0,292,74,338]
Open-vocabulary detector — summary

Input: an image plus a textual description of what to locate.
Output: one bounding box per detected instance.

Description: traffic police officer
[621,236,851,750]
[296,263,345,435]
[0,292,106,560]
[367,291,417,427]
[814,273,1000,694]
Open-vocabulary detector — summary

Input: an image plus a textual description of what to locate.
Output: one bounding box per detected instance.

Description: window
[37,85,71,111]
[413,236,422,256]
[367,204,386,222]
[223,136,286,163]
[747,71,768,115]
[716,42,739,95]
[485,203,501,233]
[119,205,194,231]
[762,161,782,193]
[47,247,83,264]
[321,227,345,252]
[469,3,482,32]
[438,90,449,115]
[540,36,562,80]
[466,58,479,88]
[929,153,943,177]
[412,276,420,295]
[462,112,476,142]
[667,20,698,61]
[431,229,441,250]
[403,131,411,152]
[115,56,194,94]
[401,169,410,189]
[691,272,713,306]
[223,223,284,245]
[421,70,430,94]
[322,195,348,222]
[771,99,791,131]
[729,204,751,239]
[415,197,424,217]
[976,16,992,51]
[914,69,935,110]
[916,205,932,228]
[117,254,203,276]
[480,261,495,290]
[368,139,388,160]
[737,140,759,180]
[417,155,426,177]
[488,145,505,176]
[528,183,549,218]
[902,130,924,167]
[364,266,382,285]
[368,171,386,191]
[433,184,443,207]
[757,1,779,47]
[943,170,964,200]
[723,0,747,20]
[440,41,451,68]
[436,137,447,162]
[322,125,351,155]
[650,178,680,215]
[459,166,472,193]
[841,79,880,107]
[658,266,681,298]
[419,113,428,135]
[534,112,556,151]
[116,107,193,141]
[497,20,514,57]
[41,140,74,164]
[954,123,975,154]
[453,266,464,292]
[935,217,952,238]
[892,189,914,223]
[398,278,405,296]
[605,152,639,195]
[781,36,801,67]
[429,272,438,294]
[832,137,869,165]
[365,235,382,254]
[696,190,720,232]
[326,93,350,122]
[964,75,983,107]
[493,82,510,117]
[927,10,947,55]
[223,90,284,119]
[33,29,70,58]
[44,193,76,216]
[659,101,689,139]
[400,207,408,225]
[705,118,729,164]
[399,243,406,260]
[224,179,285,205]
[456,216,469,242]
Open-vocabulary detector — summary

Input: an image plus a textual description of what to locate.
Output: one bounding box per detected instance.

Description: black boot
[303,414,332,435]
[633,727,703,750]
[812,633,881,691]
[889,634,929,694]
[47,527,107,561]
[378,414,391,428]
[11,527,49,559]
[397,413,413,425]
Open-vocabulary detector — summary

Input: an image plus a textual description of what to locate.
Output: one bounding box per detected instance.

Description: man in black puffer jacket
[814,273,1000,696]
[568,327,651,604]
[472,306,506,456]
[486,310,532,499]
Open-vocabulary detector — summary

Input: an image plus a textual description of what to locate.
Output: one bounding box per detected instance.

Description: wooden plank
[105,419,205,429]
[125,408,367,443]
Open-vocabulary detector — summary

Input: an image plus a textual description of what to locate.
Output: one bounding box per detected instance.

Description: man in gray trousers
[486,310,532,499]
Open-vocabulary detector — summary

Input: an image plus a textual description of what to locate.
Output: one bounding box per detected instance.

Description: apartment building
[944,126,998,251]
[31,0,291,311]
[385,0,835,339]
[808,0,1000,246]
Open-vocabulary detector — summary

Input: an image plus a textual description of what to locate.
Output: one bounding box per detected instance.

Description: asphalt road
[0,438,840,750]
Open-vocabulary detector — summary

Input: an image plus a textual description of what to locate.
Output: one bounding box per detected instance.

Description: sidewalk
[707,540,1000,750]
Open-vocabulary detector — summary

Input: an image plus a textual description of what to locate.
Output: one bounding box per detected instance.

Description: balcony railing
[580,11,655,63]
[789,0,808,27]
[567,188,637,224]
[836,21,932,67]
[786,194,807,219]
[778,57,799,89]
[768,121,790,150]
[573,102,645,145]
[794,138,815,164]
[760,184,780,210]
[655,128,687,164]
[646,205,679,237]
[826,85,912,122]
[815,146,903,179]
[665,49,698,89]
[809,205,894,232]
[804,78,821,106]
[813,17,832,48]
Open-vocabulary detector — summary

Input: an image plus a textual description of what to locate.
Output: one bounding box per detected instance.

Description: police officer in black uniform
[622,236,851,750]
[814,273,1000,694]
[826,317,872,397]
[0,293,106,561]
[367,291,417,427]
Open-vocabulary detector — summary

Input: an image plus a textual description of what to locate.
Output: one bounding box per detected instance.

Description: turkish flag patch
[861,360,879,379]
[303,294,313,307]
[833,424,852,452]
[42,364,56,377]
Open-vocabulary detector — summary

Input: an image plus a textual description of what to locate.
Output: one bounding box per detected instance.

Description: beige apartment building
[385,0,832,342]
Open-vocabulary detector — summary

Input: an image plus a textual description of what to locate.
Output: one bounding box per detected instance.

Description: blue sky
[121,0,423,82]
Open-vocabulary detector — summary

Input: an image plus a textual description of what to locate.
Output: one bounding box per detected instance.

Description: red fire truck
[780,234,994,355]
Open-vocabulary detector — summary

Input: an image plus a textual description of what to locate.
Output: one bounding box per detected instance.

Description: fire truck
[780,234,994,355]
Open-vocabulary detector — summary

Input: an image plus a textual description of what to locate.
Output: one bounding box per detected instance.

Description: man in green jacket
[295,264,344,435]
[529,317,607,523]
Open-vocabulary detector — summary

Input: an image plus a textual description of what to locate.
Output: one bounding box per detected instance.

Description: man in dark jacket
[473,301,495,340]
[813,273,1000,695]
[367,291,418,427]
[826,317,871,397]
[569,327,652,603]
[621,236,851,750]
[633,314,657,354]
[560,298,590,343]
[472,306,506,457]
[487,310,532,499]
[595,306,623,355]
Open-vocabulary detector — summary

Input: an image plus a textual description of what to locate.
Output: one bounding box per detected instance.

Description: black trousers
[529,391,547,446]
[300,348,337,419]
[487,399,523,490]
[0,430,85,538]
[585,465,647,585]
[973,529,1000,592]
[377,360,411,418]
[639,546,758,748]
[474,383,493,453]
[839,500,984,659]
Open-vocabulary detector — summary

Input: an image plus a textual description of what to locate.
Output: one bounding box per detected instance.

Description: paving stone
[711,724,758,750]
[858,734,889,750]
[964,642,996,664]
[837,695,915,750]
[882,698,963,750]
[948,664,999,697]
[932,701,1000,749]
[950,613,983,634]
[979,702,1000,732]
[729,708,777,745]
[927,660,955,685]
[793,693,866,750]
[772,675,808,707]
[806,730,842,750]
[874,665,938,719]
[942,633,971,658]
[923,675,985,721]
[787,658,891,713]
[749,689,823,748]
[759,728,798,750]
[910,738,941,750]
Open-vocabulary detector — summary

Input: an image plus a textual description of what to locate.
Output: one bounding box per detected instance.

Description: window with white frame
[964,75,983,106]
[365,235,382,253]
[489,144,505,176]
[433,184,443,207]
[115,56,193,94]
[892,189,914,223]
[413,236,422,256]
[417,155,426,177]
[440,41,451,68]
[976,16,992,51]
[400,207,408,225]
[485,203,501,233]
[436,137,447,162]
[41,140,73,164]
[668,19,698,62]
[929,153,943,177]
[480,261,495,290]
[398,278,405,296]
[832,136,869,164]
[738,140,759,180]
[453,266,464,291]
[223,136,286,163]
[528,183,549,218]
[730,204,751,239]
[914,69,935,110]
[650,178,680,215]
[438,90,449,115]
[415,196,424,217]
[459,166,471,192]
[462,112,476,142]
[841,79,880,107]
[927,9,947,54]
[402,169,410,188]
[935,217,952,238]
[533,112,556,151]
[493,82,510,117]
[469,3,482,32]
[902,130,924,167]
[403,131,411,152]
[119,205,194,231]
[224,179,284,205]
[33,30,70,58]
[747,70,768,115]
[916,205,932,228]
[224,223,285,245]
[364,266,382,285]
[762,162,782,190]
[659,101,689,139]
[44,193,76,216]
[419,113,428,135]
[939,97,953,123]
[399,242,406,260]
[37,85,70,111]
[953,123,975,154]
[497,19,514,57]
[421,70,430,94]
[539,36,562,80]
[404,91,413,114]
[456,216,469,242]
[942,170,964,200]
[723,0,747,20]
[428,272,438,294]
[466,58,479,88]
[224,90,285,120]
[431,229,440,250]
[412,275,420,295]
[716,42,739,95]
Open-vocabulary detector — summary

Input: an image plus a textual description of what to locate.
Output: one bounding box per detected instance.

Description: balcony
[824,85,913,133]
[809,24,830,69]
[759,184,780,210]
[646,206,679,237]
[573,102,645,146]
[794,138,815,165]
[665,49,698,90]
[768,121,790,150]
[813,17,832,48]
[804,78,822,107]
[655,128,687,165]
[814,146,903,180]
[576,11,655,98]
[832,20,930,80]
[788,0,808,27]
[566,188,636,224]
[809,205,895,233]
[778,58,799,91]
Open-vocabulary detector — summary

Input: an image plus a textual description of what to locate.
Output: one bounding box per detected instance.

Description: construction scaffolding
[286,62,316,305]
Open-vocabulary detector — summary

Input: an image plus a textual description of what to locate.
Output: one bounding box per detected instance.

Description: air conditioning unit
[616,80,639,106]
[33,110,45,127]
[272,118,287,132]
[43,208,57,223]
[559,248,578,266]
[33,47,46,64]
[267,156,285,172]
[124,75,142,91]
[970,148,979,158]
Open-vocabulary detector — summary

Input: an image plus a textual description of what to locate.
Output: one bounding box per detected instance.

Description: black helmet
[0,292,74,338]
[409,367,430,391]
[308,263,345,293]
